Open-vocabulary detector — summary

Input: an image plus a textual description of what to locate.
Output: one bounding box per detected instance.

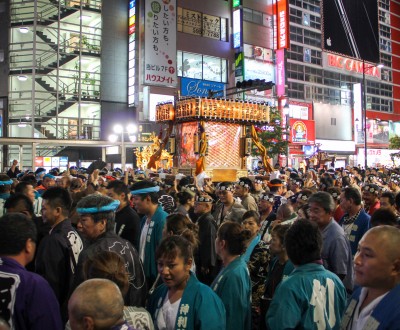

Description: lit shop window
[177,51,227,83]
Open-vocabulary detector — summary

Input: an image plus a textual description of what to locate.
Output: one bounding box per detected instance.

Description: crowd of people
[0,160,400,329]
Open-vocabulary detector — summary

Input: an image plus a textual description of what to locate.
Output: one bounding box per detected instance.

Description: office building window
[177,51,227,83]
[243,7,266,26]
[288,44,303,61]
[303,48,311,63]
[177,7,227,41]
[287,62,305,81]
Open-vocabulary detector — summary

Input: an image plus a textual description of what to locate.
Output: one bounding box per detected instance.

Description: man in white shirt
[341,226,400,329]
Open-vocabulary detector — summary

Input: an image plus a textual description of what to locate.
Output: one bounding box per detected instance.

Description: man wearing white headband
[234,177,258,212]
[194,195,218,285]
[212,182,246,226]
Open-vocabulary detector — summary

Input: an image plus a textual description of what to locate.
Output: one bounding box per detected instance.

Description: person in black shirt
[106,180,141,251]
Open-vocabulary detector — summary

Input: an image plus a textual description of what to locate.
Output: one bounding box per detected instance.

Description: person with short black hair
[380,191,400,225]
[234,177,258,212]
[212,182,246,226]
[34,187,83,322]
[339,187,371,256]
[257,192,277,242]
[260,224,294,330]
[193,194,218,285]
[131,180,168,287]
[0,213,63,329]
[147,236,226,329]
[266,220,347,329]
[6,159,21,179]
[212,221,252,330]
[174,191,195,219]
[362,184,381,216]
[107,180,141,251]
[4,193,34,217]
[309,192,354,293]
[241,210,270,330]
[370,208,398,227]
[268,179,287,213]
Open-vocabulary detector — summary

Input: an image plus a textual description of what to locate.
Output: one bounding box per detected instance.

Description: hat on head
[195,195,213,203]
[363,183,380,195]
[259,192,275,203]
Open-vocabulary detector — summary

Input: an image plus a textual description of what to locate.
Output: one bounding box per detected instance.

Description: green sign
[233,0,241,8]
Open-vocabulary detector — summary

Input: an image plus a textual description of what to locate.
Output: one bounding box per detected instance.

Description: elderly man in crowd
[69,279,133,330]
[73,194,147,308]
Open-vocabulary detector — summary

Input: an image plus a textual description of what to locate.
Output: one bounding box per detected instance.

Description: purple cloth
[110,321,134,330]
[0,257,63,330]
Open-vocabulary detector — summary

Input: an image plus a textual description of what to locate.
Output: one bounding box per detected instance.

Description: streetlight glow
[113,124,123,134]
[126,123,138,134]
[109,123,138,172]
[108,134,118,143]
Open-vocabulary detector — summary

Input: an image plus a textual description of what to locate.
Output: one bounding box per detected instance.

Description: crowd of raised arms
[0,160,399,330]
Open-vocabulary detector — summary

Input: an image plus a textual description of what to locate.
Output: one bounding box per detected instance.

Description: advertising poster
[289,119,316,145]
[144,0,177,87]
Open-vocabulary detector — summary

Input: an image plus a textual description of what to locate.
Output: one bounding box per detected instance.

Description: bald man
[68,279,133,330]
[341,226,400,329]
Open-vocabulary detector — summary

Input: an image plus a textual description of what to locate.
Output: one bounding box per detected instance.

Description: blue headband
[36,170,46,177]
[44,173,56,179]
[77,200,120,214]
[131,186,160,195]
[0,180,13,185]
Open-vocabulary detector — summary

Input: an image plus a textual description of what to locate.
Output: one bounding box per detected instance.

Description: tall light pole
[362,60,383,169]
[109,123,137,172]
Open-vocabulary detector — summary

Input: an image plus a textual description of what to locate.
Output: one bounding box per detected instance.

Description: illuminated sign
[233,0,241,8]
[275,48,285,96]
[144,0,177,87]
[289,119,315,145]
[181,78,225,97]
[233,9,241,49]
[128,0,136,106]
[275,0,289,49]
[325,54,380,78]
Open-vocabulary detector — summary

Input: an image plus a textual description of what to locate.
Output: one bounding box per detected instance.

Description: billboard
[289,119,316,145]
[128,0,137,106]
[275,0,289,49]
[180,78,225,97]
[322,0,379,63]
[275,48,286,96]
[144,0,177,87]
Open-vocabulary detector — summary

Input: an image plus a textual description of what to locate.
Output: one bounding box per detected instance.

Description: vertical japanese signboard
[144,0,177,87]
[128,0,136,106]
[275,0,289,49]
[275,48,286,96]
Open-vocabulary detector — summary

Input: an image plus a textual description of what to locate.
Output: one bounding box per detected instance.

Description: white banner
[144,0,177,87]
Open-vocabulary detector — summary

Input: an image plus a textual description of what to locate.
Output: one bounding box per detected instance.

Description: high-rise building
[1,0,399,169]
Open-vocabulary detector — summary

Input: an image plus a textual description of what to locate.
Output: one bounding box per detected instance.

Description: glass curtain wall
[8,0,102,145]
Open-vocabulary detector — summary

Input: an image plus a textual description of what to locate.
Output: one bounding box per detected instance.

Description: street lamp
[362,60,383,169]
[109,123,138,172]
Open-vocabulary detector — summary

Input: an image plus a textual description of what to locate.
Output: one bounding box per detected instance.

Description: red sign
[34,157,43,168]
[289,119,315,145]
[275,0,289,49]
[326,54,380,77]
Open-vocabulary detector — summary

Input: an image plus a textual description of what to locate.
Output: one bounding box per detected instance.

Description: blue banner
[180,78,225,97]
